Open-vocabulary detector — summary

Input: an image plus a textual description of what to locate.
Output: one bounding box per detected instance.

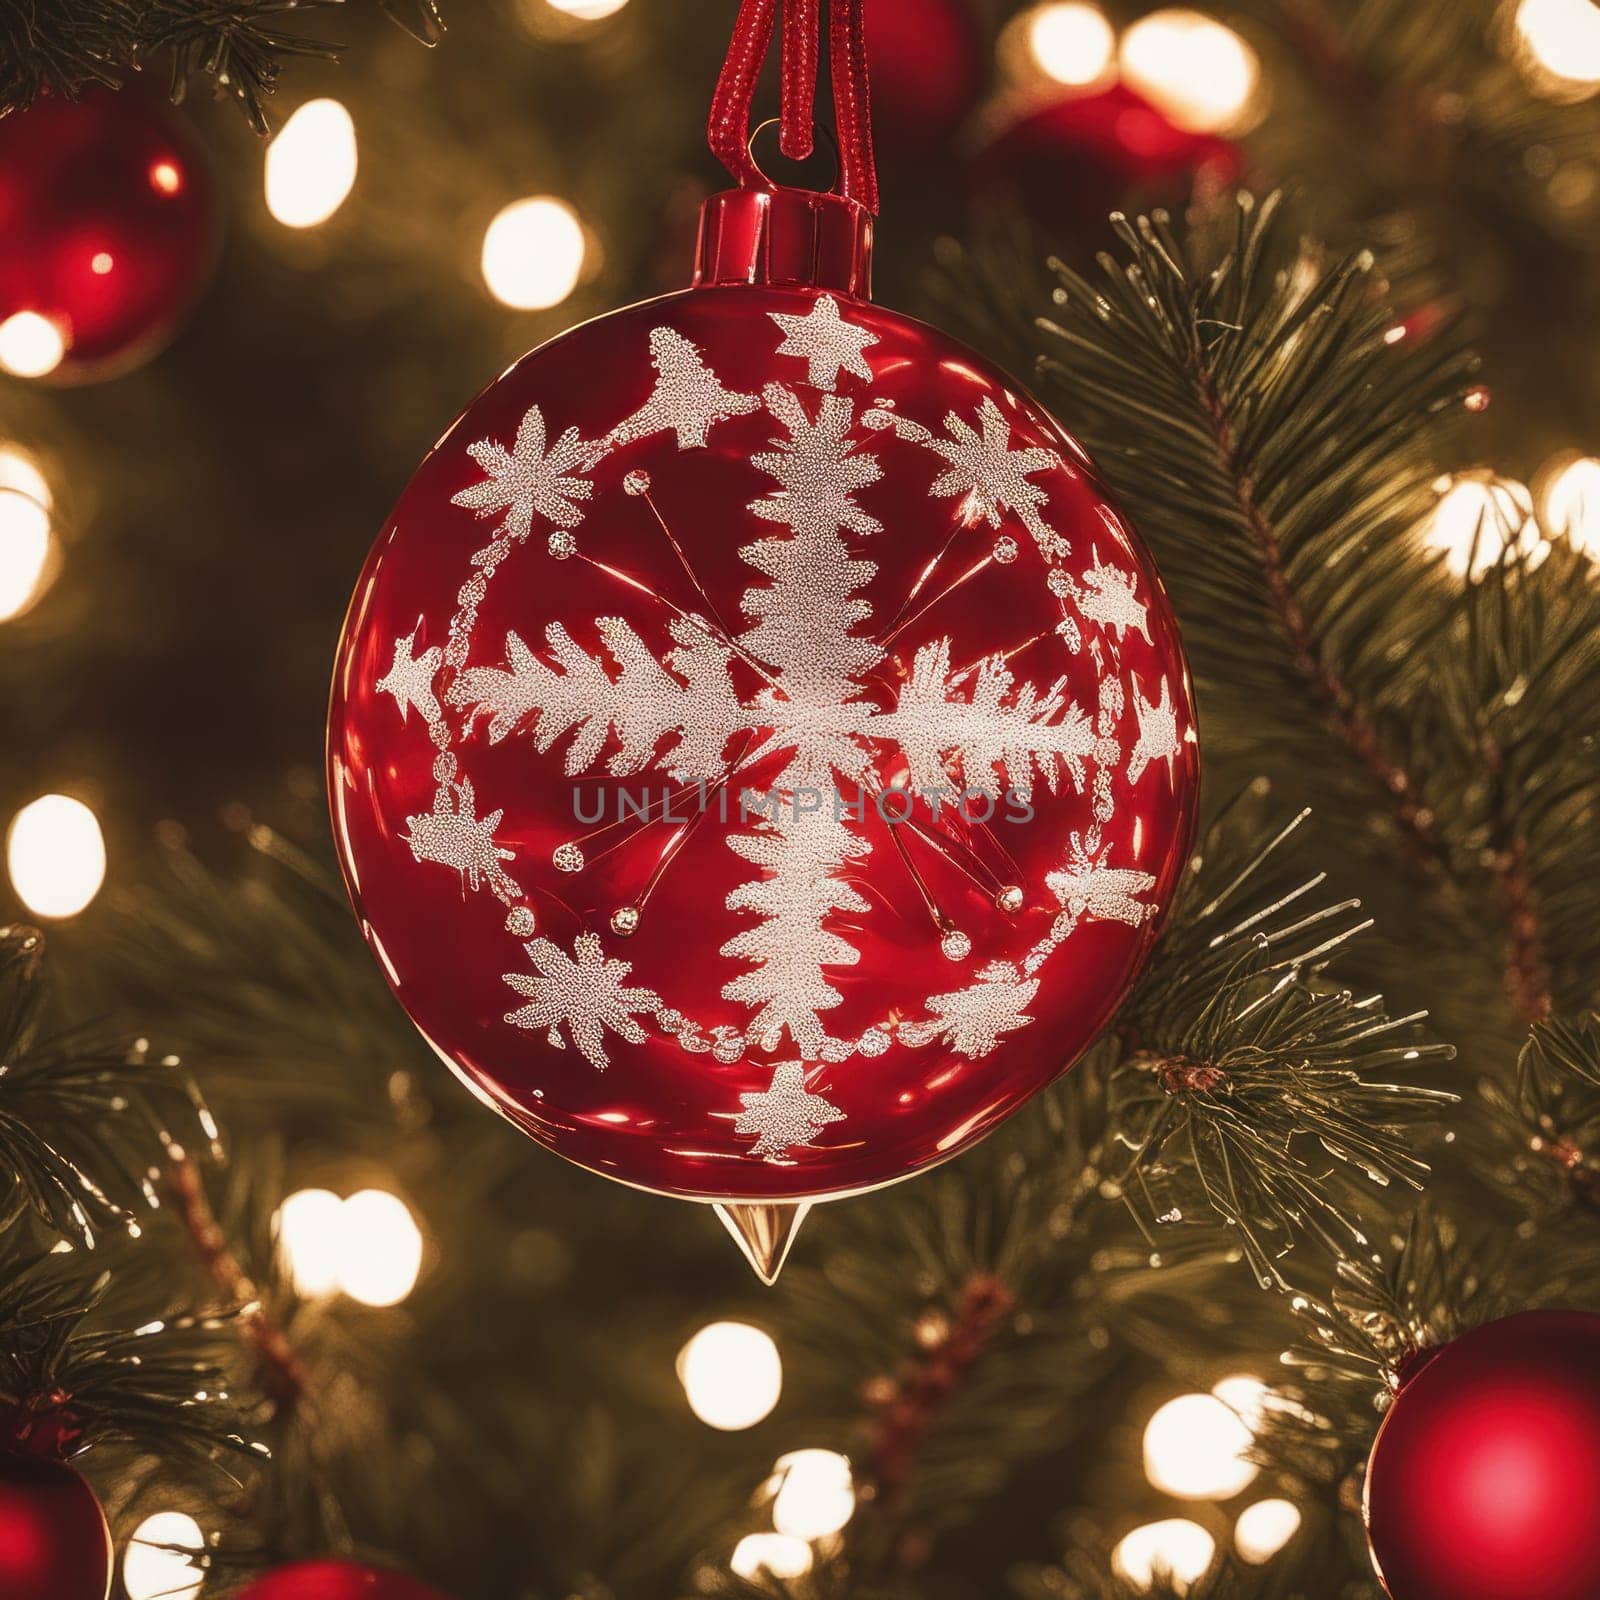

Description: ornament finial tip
[713,1200,813,1285]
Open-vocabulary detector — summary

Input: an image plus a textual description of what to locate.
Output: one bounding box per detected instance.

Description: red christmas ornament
[238,1559,453,1600]
[328,0,1197,1275]
[0,86,216,384]
[0,1452,111,1600]
[1365,1310,1600,1600]
[863,0,985,157]
[971,83,1240,244]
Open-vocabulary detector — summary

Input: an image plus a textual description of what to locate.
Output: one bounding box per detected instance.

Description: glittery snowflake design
[734,1060,845,1160]
[378,625,442,725]
[374,294,1188,1164]
[769,295,878,391]
[404,778,519,899]
[451,404,594,541]
[503,932,662,1070]
[1045,838,1157,939]
[605,327,760,450]
[1127,676,1184,786]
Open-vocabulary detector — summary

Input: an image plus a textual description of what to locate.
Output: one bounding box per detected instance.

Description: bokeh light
[0,312,66,378]
[1024,3,1116,86]
[1143,1387,1260,1499]
[7,794,106,919]
[546,0,631,17]
[274,1186,347,1296]
[730,1532,812,1581]
[1234,1497,1302,1564]
[0,447,51,510]
[677,1320,782,1430]
[266,99,359,228]
[1426,474,1546,580]
[1514,0,1600,91]
[481,196,587,310]
[1538,452,1600,558]
[770,1448,855,1540]
[1120,9,1262,132]
[123,1511,206,1600]
[1113,1519,1216,1593]
[337,1187,424,1307]
[0,488,54,622]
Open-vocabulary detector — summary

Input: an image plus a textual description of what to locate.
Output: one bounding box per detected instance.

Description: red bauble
[238,1559,453,1600]
[1365,1310,1600,1600]
[0,1452,111,1600]
[864,0,985,157]
[971,83,1240,244]
[0,87,216,383]
[329,179,1198,1213]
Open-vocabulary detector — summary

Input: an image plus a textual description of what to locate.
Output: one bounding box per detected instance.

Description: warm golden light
[123,1511,206,1600]
[1025,3,1116,86]
[0,447,51,510]
[274,1186,347,1296]
[1120,9,1261,132]
[337,1187,424,1306]
[1113,1519,1216,1594]
[7,794,106,919]
[730,1533,812,1581]
[0,312,67,378]
[677,1320,783,1430]
[1426,474,1545,580]
[481,196,587,311]
[1234,1497,1302,1564]
[1514,0,1600,89]
[1143,1386,1260,1499]
[149,159,184,196]
[265,99,358,228]
[1539,453,1600,558]
[0,488,54,622]
[770,1449,855,1540]
[546,0,631,16]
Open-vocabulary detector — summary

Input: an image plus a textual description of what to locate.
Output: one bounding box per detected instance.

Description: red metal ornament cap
[694,184,874,298]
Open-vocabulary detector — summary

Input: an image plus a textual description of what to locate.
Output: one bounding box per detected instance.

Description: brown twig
[166,1158,310,1414]
[1494,836,1554,1025]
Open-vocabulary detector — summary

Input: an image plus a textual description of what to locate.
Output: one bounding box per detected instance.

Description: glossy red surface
[0,1452,111,1600]
[239,1559,453,1600]
[329,211,1198,1204]
[0,87,216,383]
[1365,1310,1600,1600]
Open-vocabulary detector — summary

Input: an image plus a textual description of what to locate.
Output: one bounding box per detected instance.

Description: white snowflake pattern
[733,1060,845,1160]
[1067,556,1150,643]
[503,932,661,1070]
[1127,675,1184,786]
[927,397,1066,561]
[769,295,878,391]
[377,624,442,725]
[404,778,519,899]
[899,962,1039,1058]
[607,327,760,451]
[452,403,594,540]
[1045,839,1157,938]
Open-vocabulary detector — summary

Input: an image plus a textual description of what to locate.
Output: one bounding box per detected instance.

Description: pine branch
[0,925,221,1247]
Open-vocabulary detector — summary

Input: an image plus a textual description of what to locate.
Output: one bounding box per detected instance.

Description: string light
[1234,1497,1302,1564]
[274,1187,347,1295]
[265,99,359,228]
[272,1186,423,1305]
[1514,0,1600,91]
[481,197,587,311]
[769,1449,855,1540]
[1142,1384,1260,1499]
[0,446,51,509]
[0,312,66,379]
[1112,1519,1216,1594]
[1119,9,1262,133]
[730,1533,812,1582]
[1539,453,1600,558]
[1426,474,1546,580]
[7,794,106,919]
[677,1320,782,1429]
[545,0,630,17]
[0,488,54,622]
[123,1511,206,1600]
[1022,4,1116,87]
